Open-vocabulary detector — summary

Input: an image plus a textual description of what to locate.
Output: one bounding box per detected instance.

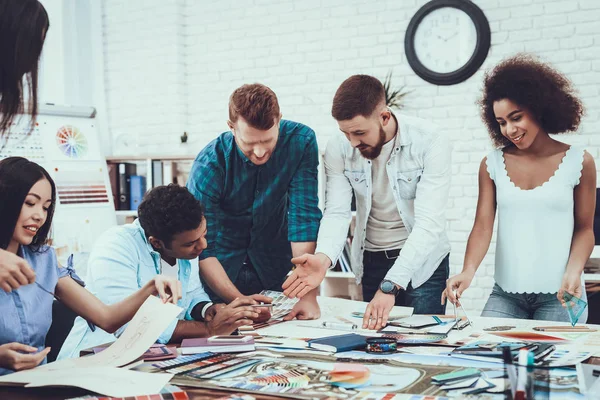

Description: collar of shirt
[391,111,411,151]
[132,219,190,277]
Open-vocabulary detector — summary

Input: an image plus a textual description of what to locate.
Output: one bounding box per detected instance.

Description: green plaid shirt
[187,120,321,291]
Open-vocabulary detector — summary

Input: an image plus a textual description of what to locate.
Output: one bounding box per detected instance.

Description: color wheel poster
[1,110,117,269]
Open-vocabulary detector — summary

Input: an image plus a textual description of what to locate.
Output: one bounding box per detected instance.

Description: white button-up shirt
[315,114,451,289]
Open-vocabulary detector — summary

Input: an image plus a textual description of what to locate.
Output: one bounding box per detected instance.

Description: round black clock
[404,0,491,86]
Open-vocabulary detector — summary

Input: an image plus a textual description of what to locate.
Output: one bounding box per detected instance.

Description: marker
[515,349,529,400]
[322,321,358,330]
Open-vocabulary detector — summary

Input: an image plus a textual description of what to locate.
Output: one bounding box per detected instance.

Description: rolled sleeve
[288,134,322,242]
[314,136,353,266]
[385,133,452,289]
[186,158,224,261]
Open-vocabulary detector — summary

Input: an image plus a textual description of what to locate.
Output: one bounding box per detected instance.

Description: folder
[129,175,146,210]
[118,163,137,210]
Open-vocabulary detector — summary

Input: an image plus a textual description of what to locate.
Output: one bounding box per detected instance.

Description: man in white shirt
[283,75,451,329]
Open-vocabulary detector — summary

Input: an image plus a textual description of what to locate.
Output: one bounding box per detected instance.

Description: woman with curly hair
[442,54,596,322]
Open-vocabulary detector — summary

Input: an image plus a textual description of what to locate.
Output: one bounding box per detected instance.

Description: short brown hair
[332,75,386,121]
[479,53,584,148]
[228,83,280,130]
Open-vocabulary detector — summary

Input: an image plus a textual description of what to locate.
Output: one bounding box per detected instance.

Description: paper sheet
[41,295,182,370]
[25,367,173,397]
[0,296,181,396]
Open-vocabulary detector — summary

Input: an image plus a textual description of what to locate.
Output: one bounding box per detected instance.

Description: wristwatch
[379,280,401,296]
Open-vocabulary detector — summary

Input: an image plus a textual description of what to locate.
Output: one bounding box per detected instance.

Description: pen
[533,326,596,332]
[251,303,274,308]
[503,346,518,399]
[322,321,358,330]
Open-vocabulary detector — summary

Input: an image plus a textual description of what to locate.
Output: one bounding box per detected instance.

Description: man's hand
[282,253,331,298]
[363,290,396,330]
[237,294,272,323]
[283,294,321,321]
[206,297,259,335]
[0,343,50,371]
[558,270,583,308]
[204,303,224,322]
[0,249,36,293]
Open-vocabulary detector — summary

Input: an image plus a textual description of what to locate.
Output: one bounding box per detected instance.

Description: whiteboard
[0,105,117,272]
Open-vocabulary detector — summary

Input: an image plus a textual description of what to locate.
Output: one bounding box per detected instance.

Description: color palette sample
[54,168,110,205]
[153,352,259,379]
[56,125,88,158]
[260,290,299,320]
[218,368,311,391]
[382,333,447,344]
[491,331,566,343]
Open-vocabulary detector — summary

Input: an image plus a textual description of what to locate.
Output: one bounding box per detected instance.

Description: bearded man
[283,74,452,330]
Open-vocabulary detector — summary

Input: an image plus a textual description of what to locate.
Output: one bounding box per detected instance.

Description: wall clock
[404,0,491,85]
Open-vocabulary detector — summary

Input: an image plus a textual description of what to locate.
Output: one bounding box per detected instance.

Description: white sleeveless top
[486,146,585,293]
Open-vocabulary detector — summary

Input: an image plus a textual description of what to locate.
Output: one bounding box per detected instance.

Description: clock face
[413,7,478,74]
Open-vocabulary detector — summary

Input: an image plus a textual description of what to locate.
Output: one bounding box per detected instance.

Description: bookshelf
[106,155,194,224]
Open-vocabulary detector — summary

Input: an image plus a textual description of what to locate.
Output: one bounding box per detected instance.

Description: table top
[2,296,598,400]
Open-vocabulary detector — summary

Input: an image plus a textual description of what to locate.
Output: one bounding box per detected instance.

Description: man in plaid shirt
[187,83,322,320]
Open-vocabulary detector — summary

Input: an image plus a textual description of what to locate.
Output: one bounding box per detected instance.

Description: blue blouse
[0,246,83,375]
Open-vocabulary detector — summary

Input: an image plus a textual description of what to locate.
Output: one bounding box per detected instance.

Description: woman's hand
[557,271,583,307]
[151,276,182,304]
[0,343,50,372]
[441,271,475,306]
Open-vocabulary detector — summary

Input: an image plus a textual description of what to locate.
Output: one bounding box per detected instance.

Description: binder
[129,175,146,210]
[107,163,119,210]
[152,160,164,188]
[118,163,137,210]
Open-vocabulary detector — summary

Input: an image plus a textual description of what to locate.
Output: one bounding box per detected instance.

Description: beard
[357,126,386,160]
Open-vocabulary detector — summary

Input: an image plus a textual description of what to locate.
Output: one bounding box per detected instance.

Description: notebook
[307,333,367,353]
[180,337,255,355]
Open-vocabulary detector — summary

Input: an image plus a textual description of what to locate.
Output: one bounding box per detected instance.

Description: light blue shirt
[0,246,83,375]
[57,219,209,359]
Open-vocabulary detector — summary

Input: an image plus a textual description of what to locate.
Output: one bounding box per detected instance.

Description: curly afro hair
[137,184,205,248]
[478,53,584,148]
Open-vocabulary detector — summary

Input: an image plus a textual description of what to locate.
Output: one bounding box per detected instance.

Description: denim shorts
[481,283,588,323]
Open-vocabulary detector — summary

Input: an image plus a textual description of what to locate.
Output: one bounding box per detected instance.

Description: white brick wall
[102,0,600,314]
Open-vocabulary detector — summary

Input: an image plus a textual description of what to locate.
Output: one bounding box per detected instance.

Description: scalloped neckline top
[500,146,573,192]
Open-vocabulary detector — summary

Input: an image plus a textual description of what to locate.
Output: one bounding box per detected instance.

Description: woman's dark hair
[478,53,584,148]
[0,157,56,251]
[0,0,50,136]
[138,184,205,248]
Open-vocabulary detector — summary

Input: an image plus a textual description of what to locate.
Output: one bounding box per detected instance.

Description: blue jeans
[481,283,588,323]
[361,252,449,315]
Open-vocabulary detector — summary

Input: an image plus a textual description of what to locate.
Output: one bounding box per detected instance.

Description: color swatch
[382,333,447,344]
[56,125,88,158]
[153,352,259,379]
